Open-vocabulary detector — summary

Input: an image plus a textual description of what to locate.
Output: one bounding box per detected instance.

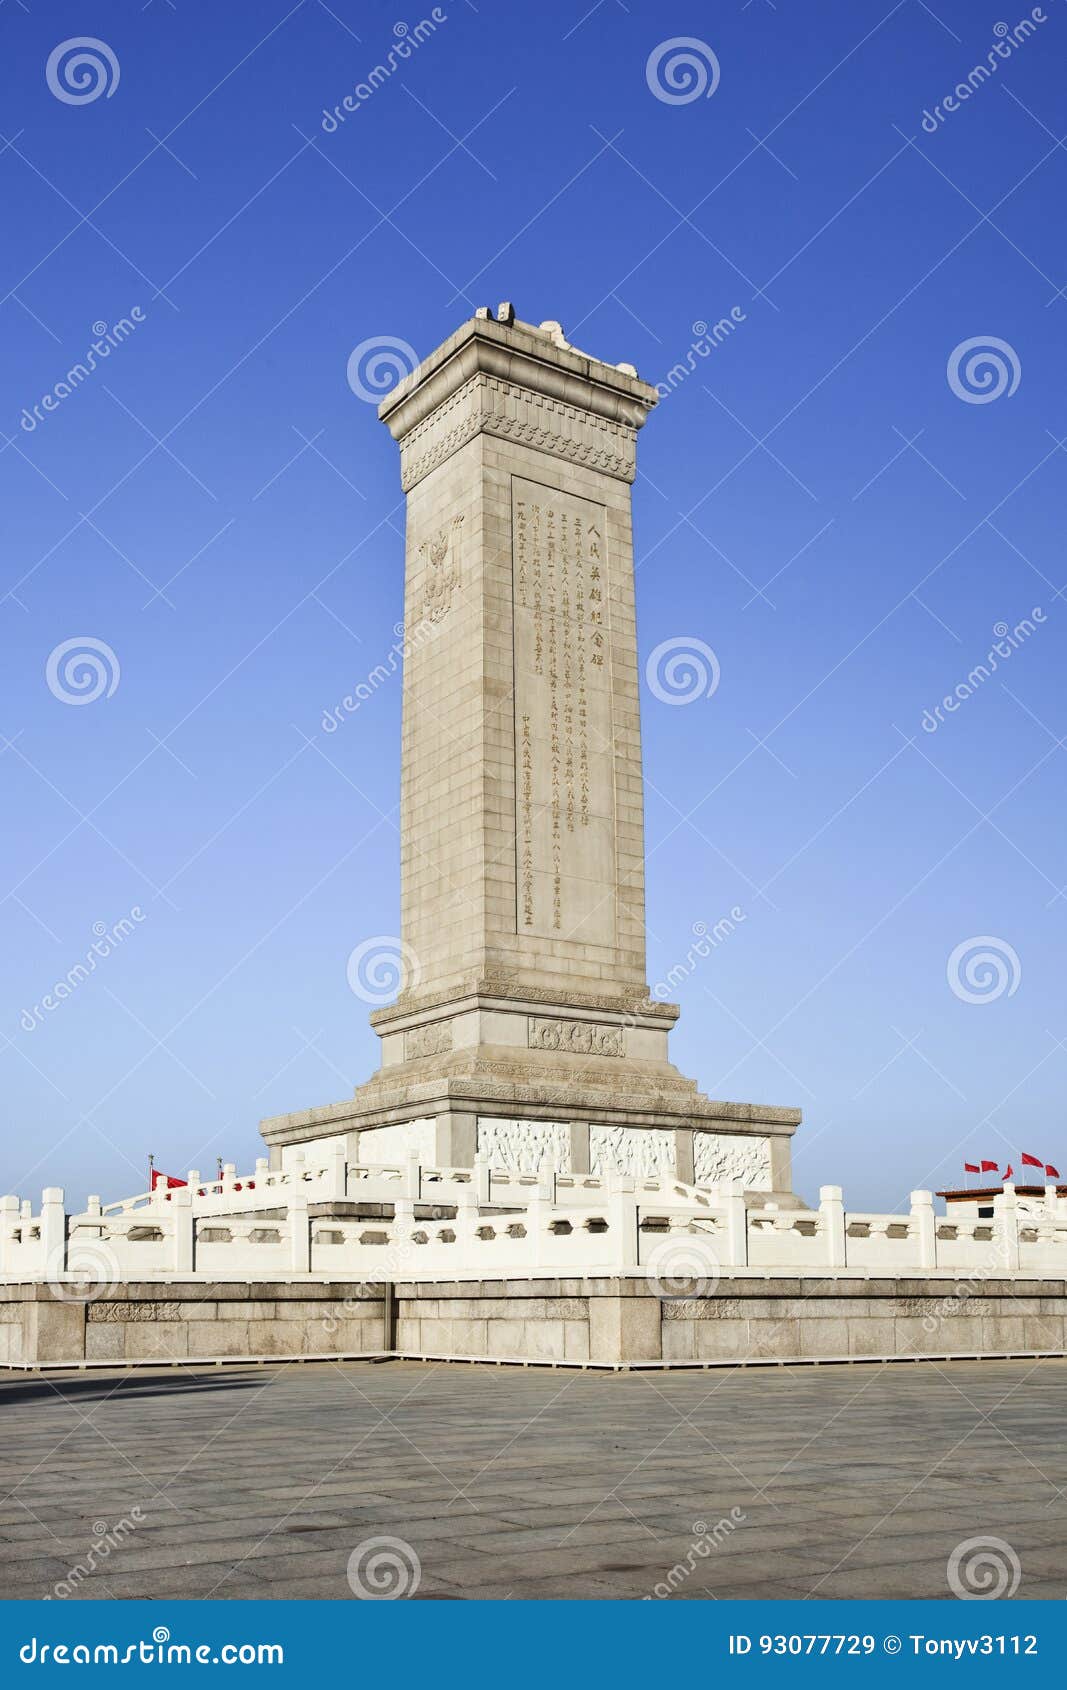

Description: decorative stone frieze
[89,1301,181,1323]
[528,1018,623,1057]
[405,1021,453,1060]
[397,374,638,491]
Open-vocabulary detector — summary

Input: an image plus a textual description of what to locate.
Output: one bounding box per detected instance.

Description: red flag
[1021,1153,1043,1169]
[980,1160,998,1173]
[1047,1164,1060,1179]
[151,1170,187,1192]
[964,1162,980,1174]
[1003,1164,1014,1181]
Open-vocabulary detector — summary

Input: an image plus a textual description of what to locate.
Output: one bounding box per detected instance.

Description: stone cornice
[379,316,658,446]
[259,1074,803,1142]
[369,981,681,1029]
[392,373,642,490]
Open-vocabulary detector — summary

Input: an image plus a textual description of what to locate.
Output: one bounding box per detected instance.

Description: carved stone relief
[589,1125,675,1178]
[693,1133,772,1190]
[88,1301,181,1323]
[477,1119,572,1174]
[417,514,463,626]
[405,1021,453,1060]
[528,1017,623,1057]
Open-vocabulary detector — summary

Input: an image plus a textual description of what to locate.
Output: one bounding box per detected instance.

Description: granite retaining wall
[3,1275,1067,1368]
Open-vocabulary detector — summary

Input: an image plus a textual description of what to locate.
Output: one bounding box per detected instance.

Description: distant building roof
[937,1183,1066,1202]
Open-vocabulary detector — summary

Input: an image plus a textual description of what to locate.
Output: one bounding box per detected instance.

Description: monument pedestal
[259,310,801,1200]
[261,982,799,1193]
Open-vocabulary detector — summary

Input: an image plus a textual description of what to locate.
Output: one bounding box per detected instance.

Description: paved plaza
[1,1358,1065,1601]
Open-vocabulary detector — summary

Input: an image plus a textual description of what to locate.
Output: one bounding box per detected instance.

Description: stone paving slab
[0,1359,1064,1600]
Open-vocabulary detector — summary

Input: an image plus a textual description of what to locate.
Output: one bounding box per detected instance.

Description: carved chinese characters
[512,478,616,947]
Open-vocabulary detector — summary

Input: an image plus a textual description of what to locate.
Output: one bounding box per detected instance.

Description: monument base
[5,1276,1064,1370]
[259,983,801,1201]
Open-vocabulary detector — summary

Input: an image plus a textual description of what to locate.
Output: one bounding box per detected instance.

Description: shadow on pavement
[0,1369,280,1407]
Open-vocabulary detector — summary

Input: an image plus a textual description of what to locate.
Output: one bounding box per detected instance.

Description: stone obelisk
[261,309,800,1194]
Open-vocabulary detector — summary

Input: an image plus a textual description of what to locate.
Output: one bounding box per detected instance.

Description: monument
[8,312,1067,1380]
[260,309,801,1198]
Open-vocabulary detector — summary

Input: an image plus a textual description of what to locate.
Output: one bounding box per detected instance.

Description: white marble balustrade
[3,1171,1067,1287]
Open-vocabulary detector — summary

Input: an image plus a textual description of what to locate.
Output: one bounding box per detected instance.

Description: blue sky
[1,0,1064,1210]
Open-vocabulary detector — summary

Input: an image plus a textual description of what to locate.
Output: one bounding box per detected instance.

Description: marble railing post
[453,1182,478,1226]
[40,1188,66,1273]
[171,1188,194,1273]
[910,1190,937,1269]
[288,1193,310,1273]
[392,1197,415,1232]
[327,1144,347,1202]
[528,1190,547,1270]
[0,1194,17,1272]
[609,1184,639,1270]
[720,1182,748,1268]
[402,1153,421,1202]
[474,1155,491,1206]
[820,1185,847,1269]
[996,1182,1021,1271]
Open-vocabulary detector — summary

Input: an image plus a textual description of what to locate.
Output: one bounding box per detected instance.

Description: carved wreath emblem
[418,514,464,625]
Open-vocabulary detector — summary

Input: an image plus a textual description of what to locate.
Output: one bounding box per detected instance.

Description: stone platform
[4,1274,1066,1369]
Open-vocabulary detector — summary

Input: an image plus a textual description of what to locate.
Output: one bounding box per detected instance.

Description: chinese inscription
[512,478,616,946]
